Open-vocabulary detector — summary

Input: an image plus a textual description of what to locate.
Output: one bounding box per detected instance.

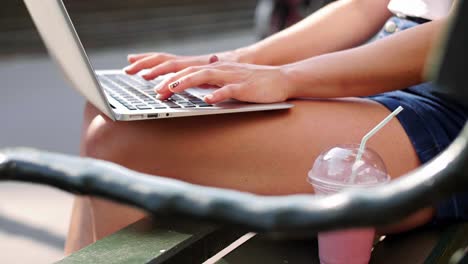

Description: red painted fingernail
[209,55,219,64]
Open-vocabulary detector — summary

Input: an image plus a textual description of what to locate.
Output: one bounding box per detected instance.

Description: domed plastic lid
[307,144,390,194]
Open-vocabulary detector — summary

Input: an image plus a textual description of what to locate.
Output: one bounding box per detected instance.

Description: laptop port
[147,114,159,118]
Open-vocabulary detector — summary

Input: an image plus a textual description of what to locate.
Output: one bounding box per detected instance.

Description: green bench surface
[59,217,468,264]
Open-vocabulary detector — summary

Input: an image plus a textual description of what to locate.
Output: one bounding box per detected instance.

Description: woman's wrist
[280,58,338,99]
[230,46,260,65]
[280,64,304,99]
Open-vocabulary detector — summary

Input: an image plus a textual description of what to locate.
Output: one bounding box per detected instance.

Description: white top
[388,0,454,20]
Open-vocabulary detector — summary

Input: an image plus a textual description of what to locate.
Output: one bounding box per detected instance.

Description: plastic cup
[307,144,390,264]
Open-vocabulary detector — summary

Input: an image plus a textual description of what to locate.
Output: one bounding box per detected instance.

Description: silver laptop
[23,0,293,121]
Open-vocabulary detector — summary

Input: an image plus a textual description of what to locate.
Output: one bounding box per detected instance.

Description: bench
[1,0,467,263]
[55,217,468,263]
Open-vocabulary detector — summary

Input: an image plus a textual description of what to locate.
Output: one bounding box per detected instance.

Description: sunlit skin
[124,19,444,104]
[66,0,450,253]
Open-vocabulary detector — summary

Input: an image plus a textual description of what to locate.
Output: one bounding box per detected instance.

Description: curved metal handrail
[0,123,466,235]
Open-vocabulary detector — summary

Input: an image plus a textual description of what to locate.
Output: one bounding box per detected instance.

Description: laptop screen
[23,0,114,119]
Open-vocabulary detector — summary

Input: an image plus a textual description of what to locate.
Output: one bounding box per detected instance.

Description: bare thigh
[66,98,431,253]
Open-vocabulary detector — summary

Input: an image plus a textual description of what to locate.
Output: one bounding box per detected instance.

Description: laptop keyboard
[97,74,213,111]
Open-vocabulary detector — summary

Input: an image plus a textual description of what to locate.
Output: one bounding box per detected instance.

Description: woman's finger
[198,84,219,89]
[142,60,193,80]
[155,66,202,94]
[204,84,240,104]
[155,83,220,101]
[154,62,230,92]
[127,53,155,63]
[155,90,173,101]
[144,55,222,81]
[167,69,231,94]
[124,54,174,74]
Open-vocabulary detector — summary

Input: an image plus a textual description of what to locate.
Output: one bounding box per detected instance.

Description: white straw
[350,106,404,183]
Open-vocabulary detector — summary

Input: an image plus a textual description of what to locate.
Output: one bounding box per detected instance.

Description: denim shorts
[366,16,468,222]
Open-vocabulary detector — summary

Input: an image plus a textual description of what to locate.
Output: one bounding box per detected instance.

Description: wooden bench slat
[58,217,245,264]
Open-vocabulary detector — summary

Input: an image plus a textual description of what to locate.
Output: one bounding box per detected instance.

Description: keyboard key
[186,95,202,101]
[152,105,167,109]
[169,98,187,104]
[135,105,151,110]
[147,101,163,106]
[119,75,147,87]
[198,104,214,107]
[189,100,206,105]
[163,101,182,108]
[178,102,196,107]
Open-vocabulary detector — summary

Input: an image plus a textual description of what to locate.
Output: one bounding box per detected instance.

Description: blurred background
[0,0,327,263]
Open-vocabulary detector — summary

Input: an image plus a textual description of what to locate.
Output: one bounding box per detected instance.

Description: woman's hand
[123,49,252,80]
[154,62,294,104]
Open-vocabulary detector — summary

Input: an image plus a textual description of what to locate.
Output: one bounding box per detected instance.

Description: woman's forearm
[240,0,392,65]
[284,19,446,98]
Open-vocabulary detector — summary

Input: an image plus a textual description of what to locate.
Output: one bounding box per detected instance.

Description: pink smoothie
[318,228,375,264]
[308,145,390,264]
